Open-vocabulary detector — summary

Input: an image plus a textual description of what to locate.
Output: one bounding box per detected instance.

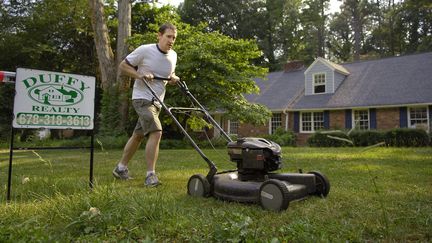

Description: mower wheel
[259,179,290,211]
[187,174,211,197]
[308,171,330,197]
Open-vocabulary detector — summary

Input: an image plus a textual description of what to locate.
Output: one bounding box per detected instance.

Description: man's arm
[119,60,154,81]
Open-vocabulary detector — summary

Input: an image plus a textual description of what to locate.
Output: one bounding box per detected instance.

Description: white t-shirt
[126,44,177,101]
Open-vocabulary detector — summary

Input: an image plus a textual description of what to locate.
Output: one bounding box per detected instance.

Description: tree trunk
[317,0,325,57]
[116,0,132,130]
[88,0,116,91]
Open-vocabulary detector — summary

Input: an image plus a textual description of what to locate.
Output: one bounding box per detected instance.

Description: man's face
[158,28,177,52]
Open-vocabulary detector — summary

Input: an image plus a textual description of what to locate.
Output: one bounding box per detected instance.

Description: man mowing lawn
[112,23,180,187]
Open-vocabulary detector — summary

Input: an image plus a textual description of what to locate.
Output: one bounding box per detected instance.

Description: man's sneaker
[112,166,132,180]
[145,173,161,187]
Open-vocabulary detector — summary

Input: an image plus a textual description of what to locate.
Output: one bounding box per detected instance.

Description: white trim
[270,113,283,134]
[352,109,370,130]
[304,57,350,76]
[300,111,325,133]
[313,72,326,94]
[228,119,239,136]
[285,112,289,131]
[407,106,430,132]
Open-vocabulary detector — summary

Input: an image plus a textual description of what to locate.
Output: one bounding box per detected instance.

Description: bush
[307,131,352,147]
[384,128,430,147]
[349,130,386,146]
[264,128,296,146]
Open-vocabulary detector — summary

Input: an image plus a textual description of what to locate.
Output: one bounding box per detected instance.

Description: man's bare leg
[119,132,145,166]
[145,131,162,172]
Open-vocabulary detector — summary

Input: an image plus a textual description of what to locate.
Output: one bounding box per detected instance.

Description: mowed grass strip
[0,147,431,242]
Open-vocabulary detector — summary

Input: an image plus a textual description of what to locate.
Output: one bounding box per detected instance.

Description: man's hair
[159,23,177,34]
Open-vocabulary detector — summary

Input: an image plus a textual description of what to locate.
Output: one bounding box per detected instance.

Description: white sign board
[12,68,95,130]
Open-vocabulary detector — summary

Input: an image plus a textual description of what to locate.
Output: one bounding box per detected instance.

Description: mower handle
[151,76,232,143]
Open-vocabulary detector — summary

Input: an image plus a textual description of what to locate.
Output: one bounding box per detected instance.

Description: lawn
[0,146,431,242]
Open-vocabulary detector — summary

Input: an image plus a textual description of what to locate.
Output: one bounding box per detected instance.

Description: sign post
[6,68,96,201]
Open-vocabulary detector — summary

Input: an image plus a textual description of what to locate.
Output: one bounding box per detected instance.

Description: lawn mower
[146,77,330,211]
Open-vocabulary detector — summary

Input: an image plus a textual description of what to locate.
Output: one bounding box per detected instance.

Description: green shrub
[264,128,296,146]
[384,128,430,147]
[307,131,352,147]
[349,130,386,146]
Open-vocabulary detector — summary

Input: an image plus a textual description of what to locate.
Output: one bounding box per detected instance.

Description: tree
[328,11,353,61]
[88,0,117,91]
[88,0,133,133]
[179,0,303,71]
[300,0,330,63]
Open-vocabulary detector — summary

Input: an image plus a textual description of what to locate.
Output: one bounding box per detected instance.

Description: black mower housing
[228,137,282,180]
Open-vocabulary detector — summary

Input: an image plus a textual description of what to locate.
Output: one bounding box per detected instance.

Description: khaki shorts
[132,99,162,136]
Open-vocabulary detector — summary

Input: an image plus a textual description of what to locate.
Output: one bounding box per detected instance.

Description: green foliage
[180,0,304,70]
[384,128,430,147]
[307,131,353,147]
[264,128,296,146]
[308,128,430,147]
[0,84,14,141]
[98,86,124,136]
[349,130,386,147]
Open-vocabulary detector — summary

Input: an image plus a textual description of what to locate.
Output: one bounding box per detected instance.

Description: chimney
[284,60,304,72]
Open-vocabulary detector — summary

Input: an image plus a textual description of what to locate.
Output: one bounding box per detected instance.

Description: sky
[157,0,343,14]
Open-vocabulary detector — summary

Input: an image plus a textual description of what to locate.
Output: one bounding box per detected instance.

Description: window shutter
[324,110,330,129]
[345,109,352,129]
[370,108,376,129]
[294,112,299,132]
[400,107,407,128]
[429,106,432,130]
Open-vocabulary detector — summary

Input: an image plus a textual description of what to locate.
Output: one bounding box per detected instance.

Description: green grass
[0,147,431,242]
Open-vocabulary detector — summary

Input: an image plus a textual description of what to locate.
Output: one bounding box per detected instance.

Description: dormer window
[313,73,326,94]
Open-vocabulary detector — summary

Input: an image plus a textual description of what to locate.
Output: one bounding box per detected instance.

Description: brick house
[213,52,432,145]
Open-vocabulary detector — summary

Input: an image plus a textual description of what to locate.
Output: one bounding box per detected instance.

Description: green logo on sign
[28,84,83,106]
[21,73,90,107]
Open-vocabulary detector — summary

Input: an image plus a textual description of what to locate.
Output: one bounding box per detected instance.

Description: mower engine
[228,137,282,181]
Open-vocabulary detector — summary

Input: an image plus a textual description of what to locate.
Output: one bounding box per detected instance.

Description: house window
[408,107,428,130]
[353,110,369,130]
[229,120,239,135]
[270,113,282,134]
[313,73,326,94]
[301,112,324,132]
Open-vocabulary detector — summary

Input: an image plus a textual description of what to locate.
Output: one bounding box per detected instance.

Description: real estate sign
[12,68,95,130]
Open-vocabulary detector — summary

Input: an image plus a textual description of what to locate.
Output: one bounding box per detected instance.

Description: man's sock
[117,162,127,171]
[146,170,155,177]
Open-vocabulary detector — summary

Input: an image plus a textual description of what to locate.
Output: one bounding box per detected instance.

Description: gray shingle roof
[245,69,305,111]
[248,52,432,111]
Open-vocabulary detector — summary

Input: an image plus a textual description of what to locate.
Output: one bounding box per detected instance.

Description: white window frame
[269,113,282,134]
[300,111,324,133]
[313,73,326,94]
[228,119,239,136]
[408,106,429,131]
[352,109,370,130]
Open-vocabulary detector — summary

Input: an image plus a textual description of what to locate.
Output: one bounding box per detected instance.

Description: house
[214,52,432,145]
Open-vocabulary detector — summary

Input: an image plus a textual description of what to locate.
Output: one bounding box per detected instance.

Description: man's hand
[168,74,180,85]
[141,72,154,81]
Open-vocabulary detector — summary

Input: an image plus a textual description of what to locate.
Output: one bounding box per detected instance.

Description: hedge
[307,128,430,147]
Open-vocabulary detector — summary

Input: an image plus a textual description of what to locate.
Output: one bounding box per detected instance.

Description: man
[113,23,179,187]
